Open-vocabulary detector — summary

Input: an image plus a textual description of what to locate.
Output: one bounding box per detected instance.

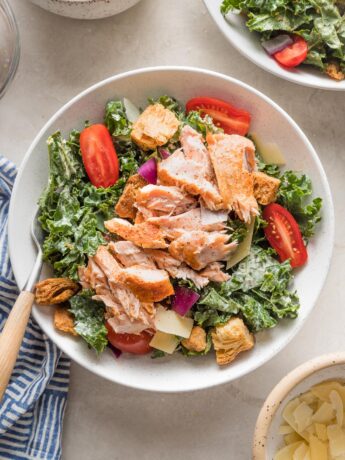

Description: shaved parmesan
[327,424,345,457]
[251,133,286,165]
[330,390,344,426]
[123,97,140,123]
[279,425,295,435]
[149,331,179,354]
[293,402,313,433]
[293,443,309,460]
[314,423,328,442]
[274,442,305,460]
[227,218,255,269]
[309,434,328,460]
[155,306,194,339]
[277,382,345,459]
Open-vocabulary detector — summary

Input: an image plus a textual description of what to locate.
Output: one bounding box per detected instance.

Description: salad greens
[194,246,299,332]
[69,293,108,354]
[221,0,345,79]
[38,94,322,359]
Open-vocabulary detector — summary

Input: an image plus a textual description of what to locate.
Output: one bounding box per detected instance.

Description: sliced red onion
[262,34,293,56]
[138,158,157,184]
[171,286,200,316]
[158,147,170,160]
[108,343,122,359]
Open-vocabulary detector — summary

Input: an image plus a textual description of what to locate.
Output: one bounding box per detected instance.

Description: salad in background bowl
[204,0,345,90]
[8,68,334,392]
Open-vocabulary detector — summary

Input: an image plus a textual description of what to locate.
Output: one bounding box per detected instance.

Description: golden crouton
[325,62,345,81]
[253,171,280,206]
[211,317,254,366]
[54,307,78,336]
[115,174,147,219]
[35,278,80,305]
[182,326,207,353]
[131,103,180,151]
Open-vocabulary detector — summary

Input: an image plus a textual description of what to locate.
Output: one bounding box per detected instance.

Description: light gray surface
[2,0,345,458]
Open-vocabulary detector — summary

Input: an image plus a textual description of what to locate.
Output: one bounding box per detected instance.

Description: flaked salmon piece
[131,103,180,151]
[78,258,109,294]
[134,211,146,224]
[147,208,225,240]
[136,184,196,216]
[158,149,224,211]
[100,293,155,335]
[108,241,155,268]
[93,245,122,282]
[200,262,230,283]
[104,217,167,249]
[200,203,228,230]
[145,249,210,289]
[169,230,237,270]
[179,125,214,179]
[207,132,258,223]
[115,174,147,219]
[118,265,174,302]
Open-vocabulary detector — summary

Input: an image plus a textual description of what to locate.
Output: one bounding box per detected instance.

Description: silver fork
[0,208,44,401]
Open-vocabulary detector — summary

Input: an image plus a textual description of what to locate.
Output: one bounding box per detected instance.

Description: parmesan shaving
[276,381,345,460]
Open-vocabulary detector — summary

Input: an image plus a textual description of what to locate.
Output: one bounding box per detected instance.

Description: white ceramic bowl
[204,0,345,91]
[253,353,345,459]
[29,0,142,20]
[8,66,334,392]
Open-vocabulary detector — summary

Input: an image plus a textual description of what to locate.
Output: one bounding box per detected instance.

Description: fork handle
[0,291,35,401]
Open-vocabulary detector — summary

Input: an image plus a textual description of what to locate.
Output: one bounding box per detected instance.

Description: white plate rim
[8,66,335,392]
[203,0,345,91]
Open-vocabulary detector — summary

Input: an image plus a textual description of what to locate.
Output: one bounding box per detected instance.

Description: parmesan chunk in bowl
[253,353,345,459]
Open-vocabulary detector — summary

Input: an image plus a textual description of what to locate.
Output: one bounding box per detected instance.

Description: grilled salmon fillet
[115,174,147,219]
[104,217,167,249]
[168,230,237,270]
[147,208,225,240]
[118,265,174,302]
[207,132,258,223]
[136,184,196,216]
[108,241,156,268]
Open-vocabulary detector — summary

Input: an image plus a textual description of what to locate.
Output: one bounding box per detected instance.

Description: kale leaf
[69,294,108,354]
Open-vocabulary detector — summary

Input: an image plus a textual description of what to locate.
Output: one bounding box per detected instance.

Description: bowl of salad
[8,67,334,392]
[204,0,345,90]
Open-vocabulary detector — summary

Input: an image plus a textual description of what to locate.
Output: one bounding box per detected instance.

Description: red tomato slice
[80,124,119,188]
[106,322,152,355]
[273,36,308,68]
[186,97,251,136]
[263,203,308,268]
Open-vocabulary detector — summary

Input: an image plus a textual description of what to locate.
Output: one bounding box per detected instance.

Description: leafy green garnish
[193,246,299,332]
[39,124,145,279]
[147,95,182,114]
[69,294,108,354]
[184,111,221,137]
[104,100,132,140]
[277,171,322,239]
[220,0,345,77]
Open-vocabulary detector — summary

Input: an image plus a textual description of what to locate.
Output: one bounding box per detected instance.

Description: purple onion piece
[158,147,170,159]
[108,343,122,359]
[171,286,200,316]
[138,158,157,184]
[262,34,293,56]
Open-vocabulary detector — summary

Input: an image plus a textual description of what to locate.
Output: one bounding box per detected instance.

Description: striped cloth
[0,156,70,460]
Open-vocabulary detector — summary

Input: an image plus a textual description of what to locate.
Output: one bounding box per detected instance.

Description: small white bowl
[28,0,142,20]
[8,66,334,392]
[253,353,345,459]
[203,0,345,91]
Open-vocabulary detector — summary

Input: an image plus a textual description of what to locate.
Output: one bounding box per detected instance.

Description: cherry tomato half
[106,322,152,355]
[273,36,308,68]
[263,203,308,268]
[80,124,119,188]
[186,96,251,136]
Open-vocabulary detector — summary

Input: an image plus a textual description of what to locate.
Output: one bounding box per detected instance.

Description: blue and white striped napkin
[0,156,70,460]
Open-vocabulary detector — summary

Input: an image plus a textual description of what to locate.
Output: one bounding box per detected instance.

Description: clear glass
[0,0,20,99]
